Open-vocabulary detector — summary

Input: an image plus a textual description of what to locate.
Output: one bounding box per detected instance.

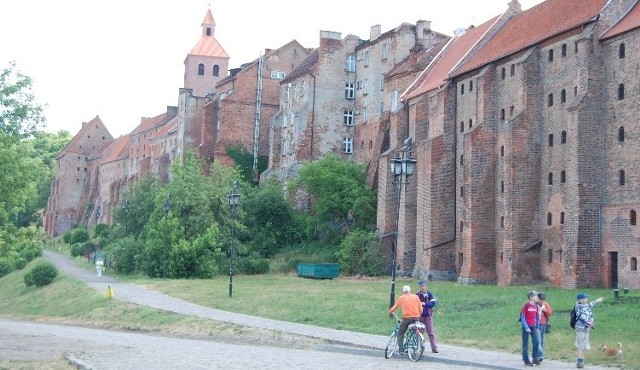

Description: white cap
[402,285,411,293]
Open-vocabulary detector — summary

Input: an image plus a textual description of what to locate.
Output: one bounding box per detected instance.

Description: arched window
[213,65,220,76]
[461,84,465,95]
[631,257,637,271]
[548,94,554,107]
[501,67,506,80]
[548,134,554,146]
[510,64,515,76]
[631,210,637,225]
[548,172,553,185]
[618,84,625,100]
[561,89,566,103]
[619,127,625,142]
[561,131,567,144]
[197,63,205,75]
[548,49,554,62]
[561,170,566,183]
[561,44,567,57]
[547,212,552,226]
[560,211,565,224]
[620,170,626,185]
[619,43,626,59]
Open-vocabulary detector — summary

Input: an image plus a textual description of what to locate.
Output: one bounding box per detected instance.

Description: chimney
[508,0,522,13]
[416,20,431,41]
[370,25,381,41]
[454,28,467,37]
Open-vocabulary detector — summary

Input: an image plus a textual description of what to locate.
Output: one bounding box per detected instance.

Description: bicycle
[384,314,425,362]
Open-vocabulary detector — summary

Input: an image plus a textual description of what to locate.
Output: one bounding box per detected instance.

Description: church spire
[202,9,216,37]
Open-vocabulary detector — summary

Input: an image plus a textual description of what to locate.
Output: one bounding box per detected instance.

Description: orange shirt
[539,301,553,325]
[389,293,422,318]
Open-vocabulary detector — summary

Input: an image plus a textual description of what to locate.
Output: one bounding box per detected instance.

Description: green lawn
[2,255,638,369]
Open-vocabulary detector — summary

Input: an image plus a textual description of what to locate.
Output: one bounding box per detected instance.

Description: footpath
[43,250,612,370]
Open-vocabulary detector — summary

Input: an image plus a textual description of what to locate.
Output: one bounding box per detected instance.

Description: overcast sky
[0,0,544,138]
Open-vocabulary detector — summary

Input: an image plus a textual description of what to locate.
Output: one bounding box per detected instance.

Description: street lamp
[124,199,129,236]
[389,138,417,308]
[163,193,171,279]
[227,181,240,298]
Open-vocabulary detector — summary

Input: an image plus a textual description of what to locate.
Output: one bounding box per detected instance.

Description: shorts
[575,328,590,351]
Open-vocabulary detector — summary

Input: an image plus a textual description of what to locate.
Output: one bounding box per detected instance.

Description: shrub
[70,228,90,244]
[24,262,58,287]
[238,252,270,274]
[63,233,71,244]
[338,230,383,276]
[70,242,86,258]
[0,257,15,278]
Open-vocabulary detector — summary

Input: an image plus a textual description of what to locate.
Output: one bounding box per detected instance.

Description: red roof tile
[103,135,130,164]
[601,2,640,40]
[131,112,168,135]
[454,0,608,77]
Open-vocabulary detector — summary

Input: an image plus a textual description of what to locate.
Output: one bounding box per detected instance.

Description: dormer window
[206,27,211,36]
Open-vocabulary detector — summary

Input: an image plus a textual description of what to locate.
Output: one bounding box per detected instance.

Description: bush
[63,233,71,244]
[24,262,58,287]
[338,230,383,276]
[70,242,86,258]
[0,257,15,278]
[238,252,270,274]
[70,228,90,245]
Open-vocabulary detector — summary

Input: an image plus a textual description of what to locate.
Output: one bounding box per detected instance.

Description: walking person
[388,285,422,355]
[95,259,103,277]
[537,292,553,363]
[520,290,541,366]
[574,293,604,368]
[416,280,439,353]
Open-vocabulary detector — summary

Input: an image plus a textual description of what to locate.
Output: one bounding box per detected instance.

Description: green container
[296,263,340,279]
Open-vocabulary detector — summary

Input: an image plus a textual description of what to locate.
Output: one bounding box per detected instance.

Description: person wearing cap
[520,290,541,366]
[389,285,422,354]
[536,292,552,363]
[574,292,604,368]
[416,280,439,353]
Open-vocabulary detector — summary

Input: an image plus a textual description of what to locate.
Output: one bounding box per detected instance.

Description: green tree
[295,153,377,237]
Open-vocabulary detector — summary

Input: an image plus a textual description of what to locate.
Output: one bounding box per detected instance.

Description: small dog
[598,343,623,360]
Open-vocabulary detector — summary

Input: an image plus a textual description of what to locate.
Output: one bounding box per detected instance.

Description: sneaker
[576,364,584,369]
[432,349,439,353]
[524,363,534,367]
[533,359,541,365]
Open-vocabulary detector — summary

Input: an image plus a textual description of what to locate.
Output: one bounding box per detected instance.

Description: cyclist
[389,285,422,354]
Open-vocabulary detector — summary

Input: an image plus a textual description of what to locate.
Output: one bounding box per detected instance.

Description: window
[346,55,356,72]
[213,65,219,76]
[618,84,625,100]
[501,109,505,121]
[344,110,354,126]
[501,216,504,228]
[469,81,473,91]
[198,63,204,75]
[285,84,291,101]
[561,89,566,103]
[342,138,353,153]
[282,114,287,128]
[379,101,384,117]
[574,86,578,96]
[547,249,553,263]
[460,222,463,232]
[561,131,567,144]
[391,91,398,112]
[501,146,504,157]
[460,121,464,133]
[510,106,514,116]
[548,134,554,146]
[619,43,626,59]
[345,83,355,99]
[460,186,464,197]
[561,170,566,183]
[362,107,367,122]
[548,93,554,107]
[560,211,565,224]
[632,257,638,271]
[510,64,515,76]
[548,172,553,185]
[548,49,554,62]
[461,84,465,95]
[363,78,368,95]
[206,27,211,36]
[460,155,464,166]
[560,44,566,57]
[631,210,637,225]
[364,51,369,67]
[501,67,506,80]
[380,73,385,91]
[270,70,285,79]
[620,170,626,185]
[619,126,625,142]
[547,212,552,225]
[501,180,504,193]
[468,119,473,129]
[382,44,388,60]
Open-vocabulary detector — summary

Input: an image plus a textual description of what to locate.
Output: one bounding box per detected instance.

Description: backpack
[569,306,577,329]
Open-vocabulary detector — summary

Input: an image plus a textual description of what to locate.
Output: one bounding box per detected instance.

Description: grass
[7,245,639,369]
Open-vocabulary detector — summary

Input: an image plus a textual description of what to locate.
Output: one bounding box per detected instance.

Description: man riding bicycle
[389,285,422,354]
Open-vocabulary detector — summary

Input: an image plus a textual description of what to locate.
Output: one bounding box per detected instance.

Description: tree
[295,153,377,236]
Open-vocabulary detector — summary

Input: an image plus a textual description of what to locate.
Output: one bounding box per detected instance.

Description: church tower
[184,9,230,97]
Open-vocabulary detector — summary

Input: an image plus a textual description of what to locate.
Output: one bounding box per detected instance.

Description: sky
[0,0,544,138]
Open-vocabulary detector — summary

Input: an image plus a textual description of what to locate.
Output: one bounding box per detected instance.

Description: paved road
[32,250,612,370]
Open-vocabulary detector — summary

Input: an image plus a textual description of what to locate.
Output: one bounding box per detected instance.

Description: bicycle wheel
[406,331,424,362]
[384,332,398,359]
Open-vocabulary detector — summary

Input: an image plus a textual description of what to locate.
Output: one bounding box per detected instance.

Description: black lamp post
[227,181,240,298]
[163,193,171,279]
[389,138,417,308]
[124,199,129,236]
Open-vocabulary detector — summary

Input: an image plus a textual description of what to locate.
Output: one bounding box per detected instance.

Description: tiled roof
[190,36,229,59]
[131,111,169,135]
[403,15,502,100]
[454,0,608,77]
[386,40,449,79]
[152,116,178,140]
[103,135,130,164]
[282,49,319,83]
[601,2,640,40]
